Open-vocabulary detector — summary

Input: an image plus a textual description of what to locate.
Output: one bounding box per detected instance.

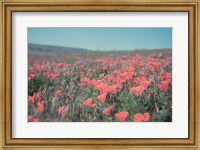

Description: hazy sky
[28,28,172,51]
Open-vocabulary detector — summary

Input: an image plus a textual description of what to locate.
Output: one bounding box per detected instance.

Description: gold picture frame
[0,0,199,149]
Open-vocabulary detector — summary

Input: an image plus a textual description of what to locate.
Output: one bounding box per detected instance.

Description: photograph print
[28,28,172,122]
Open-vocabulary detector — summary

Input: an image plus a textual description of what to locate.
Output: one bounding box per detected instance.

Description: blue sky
[28,28,172,51]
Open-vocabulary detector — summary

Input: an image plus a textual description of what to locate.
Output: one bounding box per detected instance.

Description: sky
[28,28,172,51]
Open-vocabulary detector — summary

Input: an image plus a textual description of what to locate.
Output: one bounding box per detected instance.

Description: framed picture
[0,0,199,149]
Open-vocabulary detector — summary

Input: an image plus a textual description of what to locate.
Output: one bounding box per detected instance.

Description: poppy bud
[149,91,155,98]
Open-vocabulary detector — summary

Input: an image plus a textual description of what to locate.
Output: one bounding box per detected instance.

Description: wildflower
[97,93,107,103]
[124,66,134,72]
[149,91,155,98]
[138,80,151,90]
[34,92,41,100]
[55,90,61,96]
[130,86,145,97]
[143,113,150,122]
[120,72,129,82]
[82,98,96,109]
[29,73,35,78]
[106,85,117,94]
[102,106,112,116]
[133,113,150,122]
[133,113,143,122]
[28,96,35,104]
[149,62,161,72]
[95,82,107,94]
[157,80,169,92]
[115,112,128,122]
[28,115,40,122]
[58,105,69,117]
[35,100,45,112]
[81,77,90,85]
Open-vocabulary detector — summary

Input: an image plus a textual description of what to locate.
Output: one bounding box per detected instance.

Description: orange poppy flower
[82,98,96,109]
[55,90,61,96]
[28,95,35,104]
[138,80,151,90]
[34,92,41,100]
[149,62,161,72]
[115,112,128,122]
[127,71,134,80]
[120,72,129,82]
[97,93,107,103]
[102,106,112,116]
[29,73,35,78]
[95,83,107,94]
[133,113,143,122]
[28,115,40,122]
[80,77,90,85]
[124,66,134,72]
[130,86,145,97]
[157,80,169,92]
[106,85,117,94]
[117,83,123,92]
[143,113,150,122]
[133,113,150,122]
[58,105,69,117]
[149,91,155,98]
[35,100,45,112]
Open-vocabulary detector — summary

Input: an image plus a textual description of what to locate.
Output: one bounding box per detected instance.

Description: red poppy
[159,72,172,84]
[35,100,45,112]
[138,80,151,90]
[120,72,129,82]
[102,106,112,116]
[149,62,161,72]
[133,113,150,122]
[28,96,35,104]
[149,91,155,98]
[143,113,150,122]
[107,74,114,83]
[34,92,41,100]
[102,66,107,71]
[95,82,107,94]
[117,83,123,92]
[28,115,33,122]
[130,86,145,97]
[80,77,90,85]
[55,90,61,96]
[106,85,117,94]
[127,71,134,80]
[157,80,169,92]
[115,112,128,122]
[82,98,96,109]
[58,105,69,117]
[133,113,143,122]
[97,93,107,103]
[29,73,35,78]
[28,115,40,122]
[124,66,134,72]
[90,79,97,88]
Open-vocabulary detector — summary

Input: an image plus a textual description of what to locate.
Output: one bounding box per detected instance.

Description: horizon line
[28,43,172,51]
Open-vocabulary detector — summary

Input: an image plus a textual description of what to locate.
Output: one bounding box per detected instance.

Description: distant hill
[28,43,89,53]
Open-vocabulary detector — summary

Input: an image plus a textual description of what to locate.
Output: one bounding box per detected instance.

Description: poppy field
[28,49,172,122]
